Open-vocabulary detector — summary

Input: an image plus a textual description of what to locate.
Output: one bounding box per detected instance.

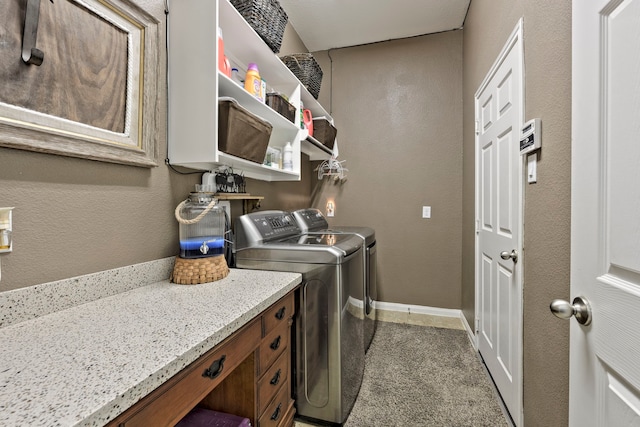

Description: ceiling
[278,0,471,52]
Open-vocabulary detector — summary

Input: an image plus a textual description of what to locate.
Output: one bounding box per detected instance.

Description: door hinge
[475,120,480,136]
[475,219,480,234]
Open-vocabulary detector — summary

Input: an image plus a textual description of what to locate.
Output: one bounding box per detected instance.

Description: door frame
[473,18,525,426]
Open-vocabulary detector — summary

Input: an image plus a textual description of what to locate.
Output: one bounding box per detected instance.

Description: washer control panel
[235,211,300,248]
[254,213,298,238]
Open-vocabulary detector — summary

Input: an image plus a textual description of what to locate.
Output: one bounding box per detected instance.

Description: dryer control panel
[293,208,328,232]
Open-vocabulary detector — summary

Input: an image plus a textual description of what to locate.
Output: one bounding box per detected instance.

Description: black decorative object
[215,168,246,193]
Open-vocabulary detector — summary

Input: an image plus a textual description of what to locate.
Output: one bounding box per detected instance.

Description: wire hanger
[317,154,348,182]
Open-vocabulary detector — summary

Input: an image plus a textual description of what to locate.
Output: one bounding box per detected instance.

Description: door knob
[549,296,592,326]
[500,249,518,263]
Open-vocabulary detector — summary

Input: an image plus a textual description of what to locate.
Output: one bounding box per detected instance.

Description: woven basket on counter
[280,53,323,99]
[171,255,229,285]
[229,0,288,53]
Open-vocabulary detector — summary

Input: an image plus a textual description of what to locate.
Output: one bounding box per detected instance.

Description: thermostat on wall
[520,118,541,155]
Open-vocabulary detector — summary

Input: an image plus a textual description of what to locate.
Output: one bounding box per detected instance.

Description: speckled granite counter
[0,265,301,426]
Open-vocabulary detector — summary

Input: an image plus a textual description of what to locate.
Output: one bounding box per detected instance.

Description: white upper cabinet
[167,0,333,181]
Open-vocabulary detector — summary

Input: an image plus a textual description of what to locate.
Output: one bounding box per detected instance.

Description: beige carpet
[297,321,509,426]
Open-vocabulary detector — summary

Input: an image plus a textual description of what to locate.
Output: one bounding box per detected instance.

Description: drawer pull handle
[270,403,282,421]
[270,369,282,385]
[202,355,226,379]
[275,307,286,320]
[270,336,281,351]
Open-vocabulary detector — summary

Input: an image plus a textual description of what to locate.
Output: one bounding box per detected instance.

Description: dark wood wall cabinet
[107,289,297,427]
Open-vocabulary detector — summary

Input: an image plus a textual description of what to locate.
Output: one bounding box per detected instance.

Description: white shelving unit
[167,0,333,181]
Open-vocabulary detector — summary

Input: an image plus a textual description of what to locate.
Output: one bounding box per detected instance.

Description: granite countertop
[0,268,301,427]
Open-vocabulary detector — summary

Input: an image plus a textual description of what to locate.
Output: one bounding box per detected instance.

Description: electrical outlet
[326,201,335,217]
[422,206,431,219]
[218,200,231,217]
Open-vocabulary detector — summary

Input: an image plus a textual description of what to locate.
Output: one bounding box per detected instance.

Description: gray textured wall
[0,0,193,291]
[312,31,464,309]
[462,0,572,425]
[0,2,312,291]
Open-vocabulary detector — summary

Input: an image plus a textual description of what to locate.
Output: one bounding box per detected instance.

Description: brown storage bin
[218,98,272,164]
[312,118,337,150]
[266,93,296,123]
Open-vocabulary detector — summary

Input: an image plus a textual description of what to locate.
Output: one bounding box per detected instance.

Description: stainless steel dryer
[293,208,378,353]
[234,211,365,425]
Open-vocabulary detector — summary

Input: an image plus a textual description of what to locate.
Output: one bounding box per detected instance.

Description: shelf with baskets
[167,0,334,181]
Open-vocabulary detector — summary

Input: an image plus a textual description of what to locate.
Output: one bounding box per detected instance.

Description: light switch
[527,153,537,183]
[422,206,431,219]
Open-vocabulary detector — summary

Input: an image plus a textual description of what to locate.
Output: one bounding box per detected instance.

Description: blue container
[176,192,226,259]
[179,236,225,258]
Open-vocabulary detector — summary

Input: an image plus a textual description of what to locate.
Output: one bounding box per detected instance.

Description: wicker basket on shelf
[280,53,323,99]
[218,97,272,164]
[229,0,288,53]
[266,93,296,123]
[313,118,337,149]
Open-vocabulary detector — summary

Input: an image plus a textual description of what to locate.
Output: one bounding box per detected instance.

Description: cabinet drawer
[257,350,289,414]
[257,381,293,427]
[278,401,296,427]
[259,321,289,375]
[116,319,261,427]
[262,292,295,337]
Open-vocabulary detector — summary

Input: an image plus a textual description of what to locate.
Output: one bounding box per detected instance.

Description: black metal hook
[22,0,53,66]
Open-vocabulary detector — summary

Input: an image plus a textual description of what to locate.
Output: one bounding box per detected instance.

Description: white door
[475,20,523,424]
[561,0,640,425]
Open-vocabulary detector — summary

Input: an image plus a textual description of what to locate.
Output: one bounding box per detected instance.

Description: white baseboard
[460,311,477,349]
[374,301,464,330]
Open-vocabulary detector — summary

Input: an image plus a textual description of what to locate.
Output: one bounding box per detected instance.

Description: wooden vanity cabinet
[107,289,297,427]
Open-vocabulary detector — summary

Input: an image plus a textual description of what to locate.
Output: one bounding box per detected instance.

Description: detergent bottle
[244,63,263,101]
[283,141,293,171]
[217,28,231,77]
